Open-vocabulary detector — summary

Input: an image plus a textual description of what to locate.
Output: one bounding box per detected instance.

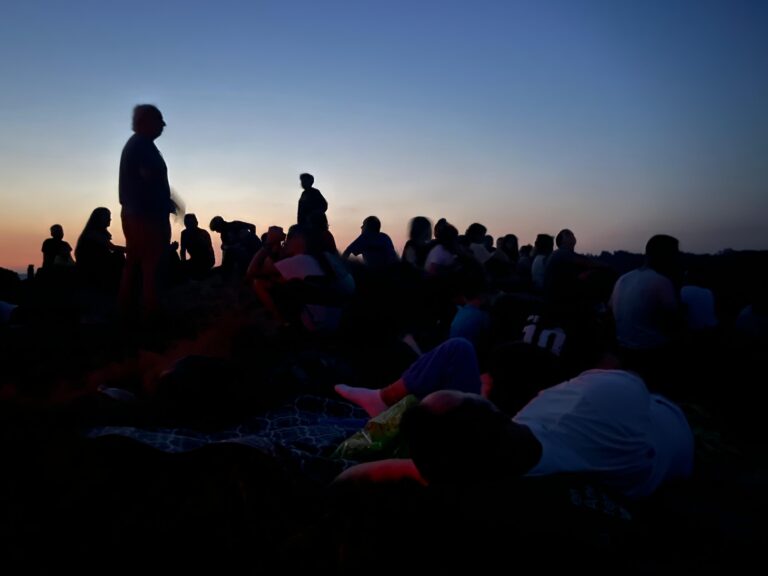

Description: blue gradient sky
[1,0,766,270]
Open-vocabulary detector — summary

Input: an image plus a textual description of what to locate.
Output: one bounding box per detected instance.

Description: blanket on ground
[87,394,368,484]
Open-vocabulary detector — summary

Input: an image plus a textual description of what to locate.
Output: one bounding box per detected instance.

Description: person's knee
[442,337,476,362]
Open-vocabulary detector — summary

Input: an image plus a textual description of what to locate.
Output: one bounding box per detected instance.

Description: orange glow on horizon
[0,211,409,274]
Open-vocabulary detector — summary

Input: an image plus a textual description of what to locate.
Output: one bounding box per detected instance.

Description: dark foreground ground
[1,273,766,574]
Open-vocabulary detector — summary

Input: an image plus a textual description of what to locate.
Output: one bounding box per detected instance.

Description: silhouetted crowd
[1,104,767,573]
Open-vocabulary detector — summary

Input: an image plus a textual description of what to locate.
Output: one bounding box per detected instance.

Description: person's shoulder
[122,133,153,155]
[568,369,649,403]
[680,284,705,297]
[561,249,579,263]
[427,243,447,256]
[123,133,144,148]
[617,267,641,281]
[643,268,674,287]
[579,368,643,383]
[547,249,572,265]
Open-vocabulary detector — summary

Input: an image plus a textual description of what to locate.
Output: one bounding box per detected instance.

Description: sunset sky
[1,0,766,272]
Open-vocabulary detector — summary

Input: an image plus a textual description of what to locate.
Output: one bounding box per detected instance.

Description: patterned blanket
[86,394,368,484]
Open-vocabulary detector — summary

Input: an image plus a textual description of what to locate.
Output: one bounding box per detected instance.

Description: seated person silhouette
[248,225,351,330]
[402,216,433,269]
[41,224,74,271]
[75,207,125,289]
[542,228,604,328]
[531,233,554,292]
[424,222,460,276]
[180,214,215,279]
[342,216,399,268]
[465,222,493,264]
[486,233,519,284]
[609,234,683,396]
[209,215,260,278]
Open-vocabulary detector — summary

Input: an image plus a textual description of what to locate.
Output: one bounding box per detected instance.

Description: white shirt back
[514,369,693,498]
[610,267,678,350]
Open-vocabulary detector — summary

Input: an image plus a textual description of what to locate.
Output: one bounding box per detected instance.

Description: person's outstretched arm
[333,459,427,486]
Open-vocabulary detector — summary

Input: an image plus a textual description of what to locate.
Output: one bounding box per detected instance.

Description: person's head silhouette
[85,207,112,231]
[184,214,199,229]
[132,104,165,140]
[645,234,680,279]
[408,216,432,244]
[299,173,314,190]
[555,228,576,251]
[209,216,225,232]
[361,216,381,233]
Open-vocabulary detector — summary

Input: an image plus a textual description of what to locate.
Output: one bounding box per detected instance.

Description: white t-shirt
[531,254,548,290]
[274,253,346,332]
[513,369,693,499]
[681,285,717,331]
[274,254,324,280]
[469,243,492,264]
[610,267,678,350]
[424,244,456,272]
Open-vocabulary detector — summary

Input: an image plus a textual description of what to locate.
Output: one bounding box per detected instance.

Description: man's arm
[333,459,427,486]
[179,231,188,261]
[204,231,215,261]
[246,247,281,282]
[342,236,362,259]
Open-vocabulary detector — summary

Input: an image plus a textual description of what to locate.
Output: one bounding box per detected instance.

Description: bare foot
[334,384,388,417]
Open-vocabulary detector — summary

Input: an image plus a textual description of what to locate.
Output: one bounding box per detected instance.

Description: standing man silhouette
[297,172,328,230]
[118,104,174,321]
